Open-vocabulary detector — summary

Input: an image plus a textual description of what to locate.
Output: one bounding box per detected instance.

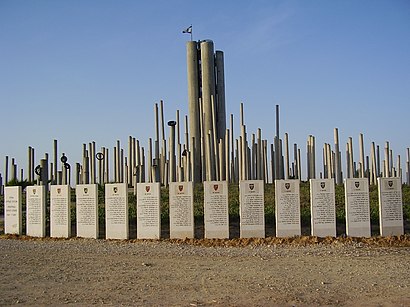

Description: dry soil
[0,235,409,306]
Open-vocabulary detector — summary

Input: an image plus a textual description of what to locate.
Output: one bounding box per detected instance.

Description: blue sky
[1,0,409,181]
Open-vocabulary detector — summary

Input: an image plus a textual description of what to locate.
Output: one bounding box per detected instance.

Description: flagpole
[182,25,193,41]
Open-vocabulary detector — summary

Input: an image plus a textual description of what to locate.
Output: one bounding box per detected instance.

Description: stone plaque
[137,183,161,239]
[76,184,99,239]
[50,185,71,238]
[310,179,336,237]
[4,186,22,235]
[204,181,229,239]
[275,180,301,237]
[377,177,403,236]
[169,182,194,239]
[344,178,371,237]
[26,185,46,237]
[105,183,129,239]
[239,180,265,238]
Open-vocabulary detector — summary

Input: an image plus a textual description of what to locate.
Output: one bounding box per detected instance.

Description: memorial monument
[204,180,229,239]
[186,39,226,183]
[275,179,301,237]
[310,179,336,237]
[378,177,404,236]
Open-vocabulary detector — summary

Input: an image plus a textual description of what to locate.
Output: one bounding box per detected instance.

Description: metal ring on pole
[35,165,42,176]
[96,152,104,161]
[61,154,68,164]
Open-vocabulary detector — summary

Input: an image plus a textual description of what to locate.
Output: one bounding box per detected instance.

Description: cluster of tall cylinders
[187,39,226,182]
[1,39,410,192]
[316,129,406,185]
[2,102,409,195]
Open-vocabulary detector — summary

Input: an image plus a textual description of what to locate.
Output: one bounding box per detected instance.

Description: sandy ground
[0,235,409,307]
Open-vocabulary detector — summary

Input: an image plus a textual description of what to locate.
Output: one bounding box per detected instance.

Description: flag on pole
[182,25,192,34]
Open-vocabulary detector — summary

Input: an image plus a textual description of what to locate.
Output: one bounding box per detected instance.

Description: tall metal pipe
[230,114,234,183]
[215,50,226,140]
[154,103,160,183]
[359,133,365,178]
[211,96,219,180]
[334,128,342,184]
[28,147,32,182]
[148,138,153,183]
[53,139,58,184]
[5,156,9,184]
[141,147,145,182]
[128,136,133,186]
[40,157,48,194]
[113,146,118,182]
[384,142,390,177]
[406,148,410,185]
[225,129,230,182]
[200,40,216,140]
[105,147,109,183]
[348,137,354,178]
[168,120,177,183]
[284,133,289,179]
[31,147,35,182]
[186,41,201,183]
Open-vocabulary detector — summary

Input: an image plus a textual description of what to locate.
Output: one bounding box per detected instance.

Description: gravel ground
[0,236,409,306]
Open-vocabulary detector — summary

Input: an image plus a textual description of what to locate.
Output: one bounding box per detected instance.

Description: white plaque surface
[50,185,71,238]
[204,181,229,239]
[239,180,265,238]
[345,178,371,237]
[169,182,194,239]
[137,183,161,239]
[105,183,129,240]
[275,180,301,237]
[377,177,403,236]
[26,185,46,237]
[4,186,22,235]
[310,179,336,237]
[76,184,99,239]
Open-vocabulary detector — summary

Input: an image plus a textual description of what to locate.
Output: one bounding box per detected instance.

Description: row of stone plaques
[4,178,404,239]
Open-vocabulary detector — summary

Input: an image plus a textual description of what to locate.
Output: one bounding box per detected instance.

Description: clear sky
[1,0,409,181]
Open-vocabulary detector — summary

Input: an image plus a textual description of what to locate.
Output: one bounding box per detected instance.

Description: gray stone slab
[50,185,71,238]
[76,184,99,239]
[377,177,404,236]
[4,186,22,235]
[239,180,265,238]
[344,178,371,237]
[169,182,194,239]
[204,181,229,239]
[137,183,161,239]
[105,183,129,240]
[275,179,301,237]
[310,179,336,237]
[26,185,46,237]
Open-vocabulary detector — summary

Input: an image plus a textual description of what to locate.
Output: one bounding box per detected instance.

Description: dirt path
[0,237,409,306]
